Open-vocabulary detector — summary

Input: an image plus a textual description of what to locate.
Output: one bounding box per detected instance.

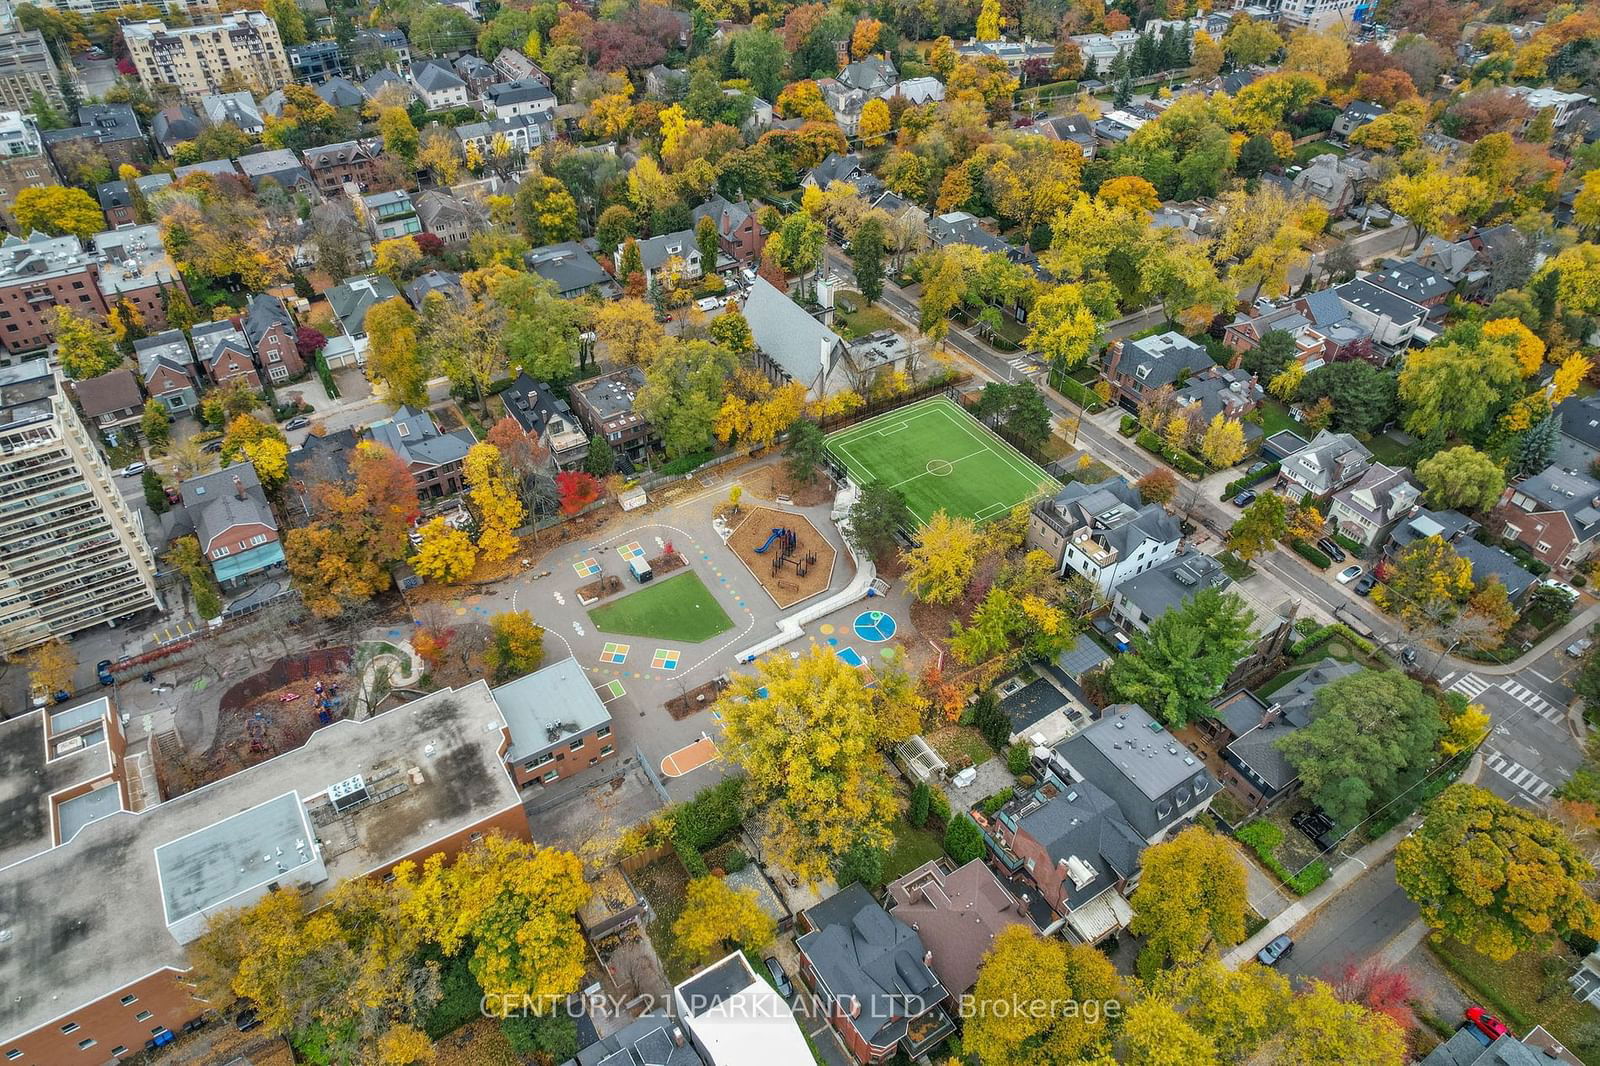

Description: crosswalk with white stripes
[1443,672,1566,724]
[1482,748,1556,800]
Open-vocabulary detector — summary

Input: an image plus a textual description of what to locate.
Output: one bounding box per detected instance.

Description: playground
[825,394,1059,525]
[587,570,736,643]
[726,505,836,609]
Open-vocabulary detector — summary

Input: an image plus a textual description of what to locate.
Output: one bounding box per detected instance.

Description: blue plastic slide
[754,528,784,553]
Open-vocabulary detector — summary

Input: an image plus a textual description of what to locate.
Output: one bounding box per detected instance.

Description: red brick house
[0,232,111,355]
[301,138,391,197]
[1493,464,1600,572]
[177,461,285,587]
[690,195,765,267]
[241,292,303,384]
[190,318,261,389]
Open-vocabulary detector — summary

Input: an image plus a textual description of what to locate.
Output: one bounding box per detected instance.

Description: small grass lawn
[1217,551,1255,582]
[587,571,734,643]
[1431,936,1600,1064]
[1257,398,1300,440]
[1295,638,1356,666]
[1365,431,1421,468]
[833,292,900,340]
[881,820,948,886]
[926,724,994,771]
[1294,140,1346,165]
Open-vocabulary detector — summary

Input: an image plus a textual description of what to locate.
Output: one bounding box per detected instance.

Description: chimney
[1259,702,1282,729]
[923,950,933,967]
[849,997,861,1019]
[232,474,245,500]
[671,1027,686,1047]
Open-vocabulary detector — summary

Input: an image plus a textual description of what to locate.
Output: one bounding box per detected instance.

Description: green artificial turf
[587,571,734,642]
[825,395,1059,525]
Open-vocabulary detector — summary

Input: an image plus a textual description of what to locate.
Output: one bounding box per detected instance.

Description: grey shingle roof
[72,368,141,417]
[525,241,612,296]
[1115,553,1230,626]
[742,276,842,389]
[327,275,402,336]
[1116,331,1213,390]
[180,460,276,549]
[1011,778,1146,908]
[1453,537,1536,601]
[1517,464,1600,538]
[1218,658,1361,791]
[367,405,472,470]
[241,292,293,348]
[1335,277,1427,324]
[411,59,464,94]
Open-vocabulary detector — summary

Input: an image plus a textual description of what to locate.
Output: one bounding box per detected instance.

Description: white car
[1336,564,1364,584]
[695,296,724,313]
[1543,581,1581,602]
[118,461,146,478]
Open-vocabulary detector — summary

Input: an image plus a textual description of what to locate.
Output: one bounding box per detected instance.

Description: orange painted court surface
[660,735,720,778]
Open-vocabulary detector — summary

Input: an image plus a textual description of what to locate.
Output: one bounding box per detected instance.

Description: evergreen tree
[142,468,169,514]
[849,217,886,304]
[584,433,616,477]
[1114,69,1134,108]
[1514,413,1560,475]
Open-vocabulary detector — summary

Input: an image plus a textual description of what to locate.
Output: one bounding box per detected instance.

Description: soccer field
[826,395,1060,525]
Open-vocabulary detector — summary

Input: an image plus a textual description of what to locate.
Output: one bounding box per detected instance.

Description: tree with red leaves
[295,326,327,361]
[412,232,445,258]
[486,415,548,477]
[1336,962,1417,1034]
[555,471,602,515]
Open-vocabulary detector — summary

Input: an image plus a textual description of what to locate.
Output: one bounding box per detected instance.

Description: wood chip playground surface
[824,395,1060,525]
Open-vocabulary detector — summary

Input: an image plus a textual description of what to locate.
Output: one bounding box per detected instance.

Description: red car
[1464,1006,1508,1043]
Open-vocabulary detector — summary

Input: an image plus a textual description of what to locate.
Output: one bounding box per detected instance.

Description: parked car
[1291,809,1336,851]
[763,957,794,1000]
[1337,564,1364,584]
[1400,646,1418,666]
[1245,461,1271,478]
[1354,573,1376,596]
[1256,934,1294,966]
[1542,580,1581,602]
[201,438,224,453]
[1232,489,1257,507]
[1463,1006,1508,1045]
[118,461,146,477]
[284,415,310,431]
[1568,637,1594,658]
[1317,537,1346,562]
[96,660,115,686]
[235,1006,261,1032]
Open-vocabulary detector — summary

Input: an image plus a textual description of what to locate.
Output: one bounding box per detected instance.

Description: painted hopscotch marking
[574,557,601,577]
[651,649,681,671]
[600,642,630,665]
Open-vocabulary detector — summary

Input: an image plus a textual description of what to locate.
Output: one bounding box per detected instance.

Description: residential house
[353,28,411,74]
[134,330,199,416]
[96,179,137,228]
[325,274,403,367]
[1333,277,1428,358]
[885,75,943,105]
[1554,392,1600,473]
[235,148,314,195]
[453,53,498,97]
[0,231,110,356]
[672,953,814,1066]
[559,1014,705,1066]
[315,76,367,110]
[453,112,548,156]
[91,224,185,336]
[1386,508,1480,562]
[837,57,897,96]
[882,858,1037,999]
[367,405,474,499]
[631,228,701,287]
[526,240,618,299]
[954,36,1055,70]
[976,774,1145,941]
[41,104,149,173]
[151,105,202,157]
[404,268,464,310]
[570,368,653,467]
[362,69,416,103]
[288,39,346,81]
[1365,260,1452,323]
[414,189,476,246]
[1331,99,1385,139]
[1109,551,1230,635]
[801,152,864,191]
[72,368,143,435]
[1046,703,1220,842]
[643,63,688,99]
[491,48,549,86]
[198,91,263,135]
[1292,154,1375,215]
[0,111,57,233]
[1493,464,1600,572]
[359,187,421,241]
[1277,430,1373,502]
[816,77,870,136]
[1102,331,1215,412]
[1026,477,1182,593]
[411,59,468,110]
[482,78,557,120]
[795,883,955,1064]
[503,370,588,468]
[191,318,260,388]
[1420,1027,1582,1066]
[286,427,359,521]
[173,158,242,181]
[179,461,285,587]
[1328,463,1421,550]
[1174,364,1262,426]
[735,89,774,129]
[689,195,765,267]
[493,657,616,786]
[926,210,1034,268]
[241,292,302,384]
[1407,234,1488,298]
[1206,659,1364,811]
[1223,289,1375,370]
[1036,112,1097,157]
[1504,85,1592,130]
[302,138,389,196]
[1454,536,1538,604]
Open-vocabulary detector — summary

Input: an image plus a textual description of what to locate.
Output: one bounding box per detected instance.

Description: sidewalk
[1223,751,1482,969]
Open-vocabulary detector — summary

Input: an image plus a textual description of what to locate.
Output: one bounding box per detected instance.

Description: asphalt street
[1277,856,1418,984]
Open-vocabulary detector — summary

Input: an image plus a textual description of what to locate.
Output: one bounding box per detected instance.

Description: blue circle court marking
[853,610,898,643]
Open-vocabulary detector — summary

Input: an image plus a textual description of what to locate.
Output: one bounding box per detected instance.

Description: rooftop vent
[328,773,369,812]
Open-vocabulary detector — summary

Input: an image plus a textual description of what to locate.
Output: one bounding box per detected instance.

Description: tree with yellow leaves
[775,80,833,122]
[1371,534,1473,627]
[976,0,1002,41]
[1440,693,1491,756]
[1198,413,1247,468]
[850,17,882,59]
[1483,317,1544,376]
[1283,28,1349,82]
[1269,362,1305,401]
[27,639,75,699]
[416,128,461,185]
[1098,175,1161,213]
[1379,158,1484,251]
[412,516,477,583]
[720,645,907,884]
[1025,282,1101,371]
[240,436,289,489]
[902,509,981,604]
[373,236,423,283]
[12,185,102,241]
[714,371,807,449]
[1551,352,1593,406]
[672,876,776,964]
[1129,827,1247,975]
[465,442,524,563]
[964,927,1127,1066]
[1190,28,1224,78]
[593,298,664,366]
[394,834,589,1011]
[858,97,890,145]
[486,610,544,681]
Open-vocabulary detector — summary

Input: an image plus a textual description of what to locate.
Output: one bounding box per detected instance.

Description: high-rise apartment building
[0,359,160,654]
[0,30,63,112]
[120,12,290,99]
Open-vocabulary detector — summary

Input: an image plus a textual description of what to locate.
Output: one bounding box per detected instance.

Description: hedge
[1119,415,1139,437]
[1051,370,1106,412]
[1288,621,1376,658]
[1291,539,1332,569]
[1220,462,1279,501]
[1236,820,1330,896]
[673,777,743,849]
[661,449,714,476]
[1333,532,1365,556]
